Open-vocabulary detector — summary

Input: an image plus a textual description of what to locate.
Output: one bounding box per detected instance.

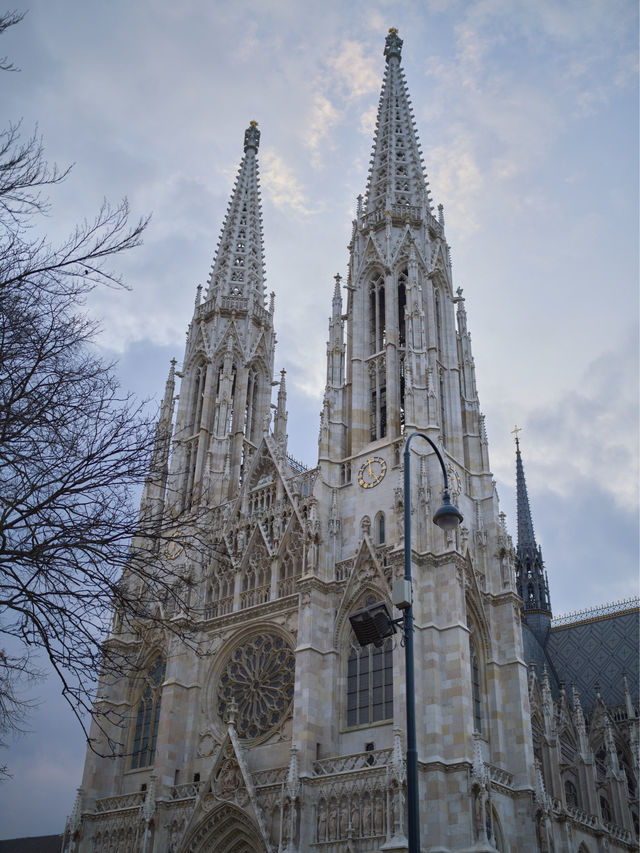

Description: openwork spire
[513,429,551,620]
[206,121,266,304]
[364,29,431,214]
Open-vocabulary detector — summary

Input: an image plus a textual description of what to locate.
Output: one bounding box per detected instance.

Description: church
[63,29,638,852]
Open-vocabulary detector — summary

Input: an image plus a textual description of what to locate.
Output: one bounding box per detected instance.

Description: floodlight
[349,601,396,648]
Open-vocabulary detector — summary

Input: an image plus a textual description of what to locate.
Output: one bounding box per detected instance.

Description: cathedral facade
[65,30,638,853]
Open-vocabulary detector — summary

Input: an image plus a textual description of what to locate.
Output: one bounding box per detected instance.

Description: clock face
[357,456,387,489]
[164,533,184,560]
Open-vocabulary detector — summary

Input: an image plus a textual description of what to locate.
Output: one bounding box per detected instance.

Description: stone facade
[64,30,638,853]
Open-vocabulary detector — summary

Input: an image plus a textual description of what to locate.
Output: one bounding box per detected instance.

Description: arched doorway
[180,803,268,853]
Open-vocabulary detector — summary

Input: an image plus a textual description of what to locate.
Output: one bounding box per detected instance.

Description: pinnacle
[206,123,266,304]
[364,31,430,215]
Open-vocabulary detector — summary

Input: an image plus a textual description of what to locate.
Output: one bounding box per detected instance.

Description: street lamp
[347,433,462,852]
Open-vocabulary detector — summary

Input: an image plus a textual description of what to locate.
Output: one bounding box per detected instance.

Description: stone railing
[240,585,270,609]
[252,766,289,787]
[219,294,249,314]
[551,797,632,841]
[204,597,233,620]
[170,781,203,800]
[94,792,145,813]
[278,576,298,598]
[603,820,633,843]
[488,764,513,788]
[310,838,386,853]
[312,748,392,777]
[360,204,442,236]
[553,799,597,828]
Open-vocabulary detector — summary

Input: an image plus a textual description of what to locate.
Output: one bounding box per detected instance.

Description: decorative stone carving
[217,633,295,740]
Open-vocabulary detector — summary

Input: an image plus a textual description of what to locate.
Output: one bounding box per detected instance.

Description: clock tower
[68,30,553,853]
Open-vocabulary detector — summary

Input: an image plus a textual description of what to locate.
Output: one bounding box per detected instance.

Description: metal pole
[403,432,450,853]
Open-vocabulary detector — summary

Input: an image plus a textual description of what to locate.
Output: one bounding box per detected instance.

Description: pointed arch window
[397,271,407,349]
[347,597,393,727]
[130,656,166,769]
[469,637,482,734]
[564,778,579,808]
[600,795,612,824]
[369,274,386,355]
[375,512,386,545]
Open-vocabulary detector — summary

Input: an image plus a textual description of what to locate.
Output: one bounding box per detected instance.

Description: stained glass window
[131,656,165,769]
[347,636,393,727]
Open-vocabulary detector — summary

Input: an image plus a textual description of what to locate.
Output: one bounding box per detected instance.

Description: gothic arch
[128,652,166,770]
[180,803,268,853]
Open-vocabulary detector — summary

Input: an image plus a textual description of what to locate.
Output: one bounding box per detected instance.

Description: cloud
[307,93,342,168]
[260,149,309,215]
[305,37,380,167]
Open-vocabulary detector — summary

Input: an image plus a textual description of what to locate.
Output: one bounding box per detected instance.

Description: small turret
[513,429,552,645]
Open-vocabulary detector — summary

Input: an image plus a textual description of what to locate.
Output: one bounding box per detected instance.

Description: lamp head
[432,490,463,532]
[349,601,396,648]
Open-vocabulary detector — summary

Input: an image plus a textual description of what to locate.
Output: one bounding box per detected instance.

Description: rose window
[217,633,295,739]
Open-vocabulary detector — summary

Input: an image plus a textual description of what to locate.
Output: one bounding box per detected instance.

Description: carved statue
[351,801,360,835]
[362,797,372,836]
[374,795,384,835]
[339,800,349,837]
[316,802,327,842]
[328,803,337,840]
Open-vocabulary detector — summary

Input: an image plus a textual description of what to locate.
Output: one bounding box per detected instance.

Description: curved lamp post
[403,432,463,853]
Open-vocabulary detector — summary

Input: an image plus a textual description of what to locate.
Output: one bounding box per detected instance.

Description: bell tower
[169,122,277,510]
[320,29,487,486]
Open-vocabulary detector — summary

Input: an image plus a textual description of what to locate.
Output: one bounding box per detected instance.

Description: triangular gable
[390,227,428,272]
[356,232,385,278]
[429,241,454,297]
[333,537,391,647]
[178,726,270,852]
[211,320,246,364]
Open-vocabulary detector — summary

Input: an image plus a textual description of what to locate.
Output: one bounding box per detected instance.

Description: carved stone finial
[244,121,260,152]
[384,28,403,62]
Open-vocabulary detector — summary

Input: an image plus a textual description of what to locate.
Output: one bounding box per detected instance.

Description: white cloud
[261,149,309,215]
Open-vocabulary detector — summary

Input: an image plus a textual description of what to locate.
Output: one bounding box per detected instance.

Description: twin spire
[206,28,433,308]
[206,120,266,306]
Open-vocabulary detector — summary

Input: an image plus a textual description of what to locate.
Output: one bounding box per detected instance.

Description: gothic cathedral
[65,30,638,853]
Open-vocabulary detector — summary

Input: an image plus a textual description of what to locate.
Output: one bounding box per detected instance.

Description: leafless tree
[0,13,196,769]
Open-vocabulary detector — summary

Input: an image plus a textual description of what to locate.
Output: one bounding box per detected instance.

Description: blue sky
[1,0,638,838]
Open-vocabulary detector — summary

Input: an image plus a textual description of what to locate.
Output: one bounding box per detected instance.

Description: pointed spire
[513,429,551,623]
[206,121,266,304]
[364,29,431,215]
[514,426,537,551]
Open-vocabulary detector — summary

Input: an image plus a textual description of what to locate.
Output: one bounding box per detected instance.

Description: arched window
[347,599,393,727]
[600,795,612,824]
[369,274,386,354]
[131,656,166,769]
[564,778,578,808]
[375,512,385,545]
[469,638,482,734]
[397,271,407,349]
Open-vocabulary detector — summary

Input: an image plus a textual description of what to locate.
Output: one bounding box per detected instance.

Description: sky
[1,0,638,839]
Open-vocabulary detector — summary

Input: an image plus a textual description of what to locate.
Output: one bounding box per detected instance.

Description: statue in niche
[351,800,360,836]
[339,800,349,837]
[316,801,327,842]
[362,797,372,836]
[374,795,384,835]
[328,803,338,840]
